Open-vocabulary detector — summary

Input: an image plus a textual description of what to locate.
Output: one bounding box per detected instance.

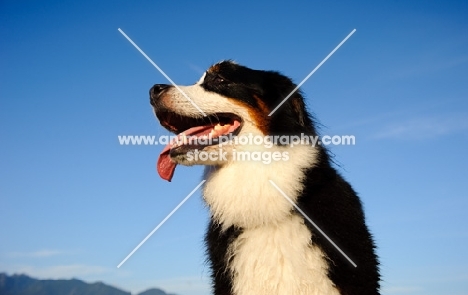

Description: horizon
[0,272,170,295]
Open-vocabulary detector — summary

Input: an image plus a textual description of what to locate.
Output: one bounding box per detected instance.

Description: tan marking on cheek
[253,95,271,118]
[227,96,271,135]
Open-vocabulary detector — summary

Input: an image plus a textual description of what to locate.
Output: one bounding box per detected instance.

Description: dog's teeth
[214,123,231,132]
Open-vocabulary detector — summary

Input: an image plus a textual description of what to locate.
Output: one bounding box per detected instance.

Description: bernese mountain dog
[149,60,380,295]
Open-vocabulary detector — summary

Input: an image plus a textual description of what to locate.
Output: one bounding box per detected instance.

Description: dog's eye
[213,75,226,84]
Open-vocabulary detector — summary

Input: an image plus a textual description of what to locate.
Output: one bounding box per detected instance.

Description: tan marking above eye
[208,64,221,73]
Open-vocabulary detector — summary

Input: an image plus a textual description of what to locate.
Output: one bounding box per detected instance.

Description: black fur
[205,222,242,295]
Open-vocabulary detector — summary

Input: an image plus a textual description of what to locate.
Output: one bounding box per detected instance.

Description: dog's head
[150,61,316,181]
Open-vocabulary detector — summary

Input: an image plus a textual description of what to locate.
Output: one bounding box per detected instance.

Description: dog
[149,61,380,295]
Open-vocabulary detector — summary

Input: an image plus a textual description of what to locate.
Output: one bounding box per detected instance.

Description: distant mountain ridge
[0,273,177,295]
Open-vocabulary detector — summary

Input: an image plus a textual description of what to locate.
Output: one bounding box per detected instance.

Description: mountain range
[0,273,177,295]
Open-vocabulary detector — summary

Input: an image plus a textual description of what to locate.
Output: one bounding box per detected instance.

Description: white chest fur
[203,145,339,294]
[203,145,317,229]
[228,215,340,295]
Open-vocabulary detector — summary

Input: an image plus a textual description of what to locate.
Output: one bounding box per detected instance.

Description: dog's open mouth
[157,112,243,181]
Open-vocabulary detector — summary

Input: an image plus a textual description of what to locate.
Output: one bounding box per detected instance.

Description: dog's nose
[150,84,171,106]
[151,84,171,96]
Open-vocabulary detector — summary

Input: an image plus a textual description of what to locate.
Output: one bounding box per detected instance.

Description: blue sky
[1,0,467,294]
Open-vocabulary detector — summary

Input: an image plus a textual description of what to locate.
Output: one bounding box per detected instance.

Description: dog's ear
[263,72,314,134]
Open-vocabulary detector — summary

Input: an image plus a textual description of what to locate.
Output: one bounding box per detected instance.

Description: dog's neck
[202,144,318,230]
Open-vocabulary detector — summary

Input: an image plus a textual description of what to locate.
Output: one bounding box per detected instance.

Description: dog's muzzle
[150,84,171,107]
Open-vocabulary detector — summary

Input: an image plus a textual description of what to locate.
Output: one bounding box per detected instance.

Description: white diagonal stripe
[117,180,206,268]
[269,179,357,267]
[118,28,207,116]
[268,29,356,116]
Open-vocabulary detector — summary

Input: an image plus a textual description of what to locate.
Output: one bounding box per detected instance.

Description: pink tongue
[157,125,214,182]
